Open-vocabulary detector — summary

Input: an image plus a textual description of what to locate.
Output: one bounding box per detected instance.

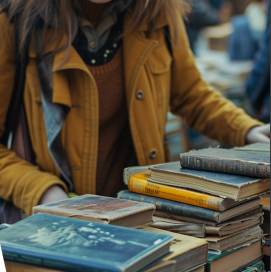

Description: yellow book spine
[128,172,222,211]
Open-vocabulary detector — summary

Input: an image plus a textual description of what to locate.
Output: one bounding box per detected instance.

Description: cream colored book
[151,216,205,238]
[205,225,263,252]
[141,227,208,272]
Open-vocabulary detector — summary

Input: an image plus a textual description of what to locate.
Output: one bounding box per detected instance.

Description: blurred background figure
[228,0,267,60]
[246,0,270,124]
[185,0,232,52]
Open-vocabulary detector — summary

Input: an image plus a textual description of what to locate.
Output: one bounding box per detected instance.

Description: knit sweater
[77,0,138,197]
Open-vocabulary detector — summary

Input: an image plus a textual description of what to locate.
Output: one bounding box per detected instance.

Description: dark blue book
[149,162,270,200]
[117,190,261,223]
[180,148,270,178]
[0,214,173,272]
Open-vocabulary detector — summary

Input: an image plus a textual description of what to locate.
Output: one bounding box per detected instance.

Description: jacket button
[136,90,144,100]
[150,150,157,159]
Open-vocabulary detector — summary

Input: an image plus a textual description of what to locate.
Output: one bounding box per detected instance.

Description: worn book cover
[128,172,251,211]
[234,143,270,153]
[205,225,263,252]
[151,216,205,238]
[117,190,261,223]
[0,214,173,272]
[205,212,263,236]
[180,148,270,178]
[33,195,155,228]
[140,227,208,272]
[154,206,263,227]
[149,162,270,200]
[206,241,262,272]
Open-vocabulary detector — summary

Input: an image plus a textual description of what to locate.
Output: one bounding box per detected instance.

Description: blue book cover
[118,190,222,222]
[0,214,173,272]
[149,162,270,200]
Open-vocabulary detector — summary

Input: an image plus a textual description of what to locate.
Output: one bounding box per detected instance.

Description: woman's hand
[246,124,270,144]
[39,185,69,205]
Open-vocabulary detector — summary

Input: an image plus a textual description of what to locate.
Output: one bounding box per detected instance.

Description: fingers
[258,124,270,137]
[255,133,270,143]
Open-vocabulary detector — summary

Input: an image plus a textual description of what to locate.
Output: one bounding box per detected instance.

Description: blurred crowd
[185,0,270,123]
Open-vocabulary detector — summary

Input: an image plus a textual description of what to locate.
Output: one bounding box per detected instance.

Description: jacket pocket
[146,44,172,121]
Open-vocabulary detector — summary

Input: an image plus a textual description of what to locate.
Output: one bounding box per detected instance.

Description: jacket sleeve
[169,15,263,147]
[0,13,67,216]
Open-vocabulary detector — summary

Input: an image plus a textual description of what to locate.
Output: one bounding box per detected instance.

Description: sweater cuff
[234,118,264,147]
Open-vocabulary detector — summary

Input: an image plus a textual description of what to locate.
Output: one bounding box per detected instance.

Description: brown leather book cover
[33,195,155,228]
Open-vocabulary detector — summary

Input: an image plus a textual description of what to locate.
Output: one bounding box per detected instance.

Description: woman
[0,0,269,216]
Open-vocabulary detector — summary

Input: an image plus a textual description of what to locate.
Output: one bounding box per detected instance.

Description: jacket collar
[28,9,169,109]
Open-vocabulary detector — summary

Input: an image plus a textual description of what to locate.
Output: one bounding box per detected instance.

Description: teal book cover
[0,214,173,272]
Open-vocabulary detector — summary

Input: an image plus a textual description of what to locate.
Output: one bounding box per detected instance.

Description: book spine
[117,190,219,222]
[180,155,270,178]
[2,246,119,272]
[128,174,223,211]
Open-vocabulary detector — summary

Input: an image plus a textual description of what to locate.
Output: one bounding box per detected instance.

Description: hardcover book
[152,213,263,237]
[33,195,155,228]
[149,162,270,200]
[117,190,261,223]
[140,227,208,272]
[204,212,263,236]
[192,267,204,272]
[234,143,270,153]
[180,148,270,178]
[154,206,263,227]
[0,214,173,272]
[205,225,263,252]
[206,240,262,272]
[242,261,265,272]
[128,172,252,211]
[151,216,205,238]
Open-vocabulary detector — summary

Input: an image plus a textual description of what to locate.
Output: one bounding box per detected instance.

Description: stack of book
[1,195,209,272]
[260,194,270,272]
[118,145,270,271]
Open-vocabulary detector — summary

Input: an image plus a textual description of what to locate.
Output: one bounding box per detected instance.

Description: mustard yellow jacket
[0,12,262,215]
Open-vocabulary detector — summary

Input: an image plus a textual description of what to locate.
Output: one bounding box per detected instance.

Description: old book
[149,162,270,200]
[33,195,155,228]
[0,214,173,272]
[128,172,249,211]
[154,206,263,227]
[151,216,205,238]
[5,262,62,272]
[205,212,263,236]
[191,267,205,272]
[117,190,261,223]
[260,194,270,234]
[206,241,262,272]
[206,225,263,252]
[242,261,265,272]
[180,148,270,178]
[234,143,270,153]
[140,227,208,272]
[153,212,263,237]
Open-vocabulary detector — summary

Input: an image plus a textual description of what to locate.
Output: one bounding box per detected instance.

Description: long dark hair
[1,0,190,58]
